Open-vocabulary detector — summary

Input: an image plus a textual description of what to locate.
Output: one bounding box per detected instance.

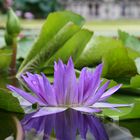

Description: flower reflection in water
[21,109,109,140]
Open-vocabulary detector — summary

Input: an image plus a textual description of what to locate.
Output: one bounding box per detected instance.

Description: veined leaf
[118,30,140,58]
[45,29,93,67]
[102,45,137,81]
[17,11,85,78]
[19,11,84,70]
[17,22,81,77]
[75,36,124,68]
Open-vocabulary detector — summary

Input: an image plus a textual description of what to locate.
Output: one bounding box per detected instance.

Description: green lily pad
[0,89,23,113]
[118,30,140,55]
[118,30,140,60]
[102,45,137,82]
[103,94,140,120]
[75,36,124,68]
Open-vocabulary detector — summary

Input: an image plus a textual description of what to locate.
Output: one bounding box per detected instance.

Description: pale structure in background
[59,0,140,20]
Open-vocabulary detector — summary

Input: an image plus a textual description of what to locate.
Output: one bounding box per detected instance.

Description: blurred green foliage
[0,0,63,18]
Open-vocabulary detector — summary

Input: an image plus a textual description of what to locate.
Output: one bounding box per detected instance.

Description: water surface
[1,109,139,140]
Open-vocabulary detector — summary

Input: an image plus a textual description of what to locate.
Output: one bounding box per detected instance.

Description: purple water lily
[22,109,109,140]
[7,58,130,117]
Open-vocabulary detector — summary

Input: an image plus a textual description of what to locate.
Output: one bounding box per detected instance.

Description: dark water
[1,109,140,140]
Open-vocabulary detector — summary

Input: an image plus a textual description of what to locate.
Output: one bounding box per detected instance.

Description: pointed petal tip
[67,57,74,66]
[58,58,64,65]
[26,72,33,76]
[93,63,103,77]
[21,74,27,80]
[68,56,73,61]
[118,84,123,88]
[54,61,58,71]
[97,63,103,70]
[41,72,45,77]
[58,59,66,69]
[7,85,14,90]
[7,84,11,89]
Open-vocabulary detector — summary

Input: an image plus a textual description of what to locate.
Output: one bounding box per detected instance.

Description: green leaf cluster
[17,11,93,77]
[1,11,140,121]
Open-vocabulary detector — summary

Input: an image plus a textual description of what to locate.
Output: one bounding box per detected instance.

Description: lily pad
[103,94,140,120]
[0,89,23,113]
[75,36,124,68]
[102,45,137,82]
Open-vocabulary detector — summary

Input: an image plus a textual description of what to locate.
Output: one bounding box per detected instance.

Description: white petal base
[91,102,133,108]
[71,106,101,113]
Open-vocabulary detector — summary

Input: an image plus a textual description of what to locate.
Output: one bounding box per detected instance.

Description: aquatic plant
[7,58,130,117]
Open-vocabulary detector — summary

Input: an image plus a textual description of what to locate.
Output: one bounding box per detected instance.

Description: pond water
[1,109,140,140]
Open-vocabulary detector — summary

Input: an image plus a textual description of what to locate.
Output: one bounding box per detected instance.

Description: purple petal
[34,74,56,104]
[91,102,133,108]
[54,58,78,105]
[21,73,47,103]
[78,68,86,104]
[65,57,78,104]
[71,107,101,113]
[21,72,38,93]
[83,64,103,101]
[32,107,67,117]
[99,84,122,101]
[41,73,57,106]
[84,81,110,106]
[7,85,45,106]
[54,59,66,104]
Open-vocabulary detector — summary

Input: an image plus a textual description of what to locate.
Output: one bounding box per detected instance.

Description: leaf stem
[9,37,17,85]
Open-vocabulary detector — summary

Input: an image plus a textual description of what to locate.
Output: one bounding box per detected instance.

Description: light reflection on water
[20,109,133,140]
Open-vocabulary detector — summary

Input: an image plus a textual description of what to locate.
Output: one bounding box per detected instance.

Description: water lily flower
[22,109,109,140]
[7,58,130,117]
